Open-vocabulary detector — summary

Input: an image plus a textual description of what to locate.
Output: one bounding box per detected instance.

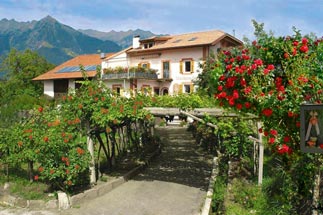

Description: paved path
[0,126,213,215]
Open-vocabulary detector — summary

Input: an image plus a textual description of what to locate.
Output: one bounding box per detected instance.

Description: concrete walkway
[0,126,213,215]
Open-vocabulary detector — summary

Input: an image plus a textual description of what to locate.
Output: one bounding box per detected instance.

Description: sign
[300,104,323,153]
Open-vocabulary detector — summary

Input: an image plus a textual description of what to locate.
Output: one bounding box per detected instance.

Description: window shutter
[190,83,194,93]
[147,63,150,69]
[179,84,183,94]
[138,63,142,68]
[190,60,194,73]
[179,61,183,74]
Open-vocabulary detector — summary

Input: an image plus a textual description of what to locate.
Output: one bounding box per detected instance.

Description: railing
[102,72,158,80]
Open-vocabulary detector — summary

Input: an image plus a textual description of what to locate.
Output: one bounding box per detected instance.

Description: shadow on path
[134,126,213,191]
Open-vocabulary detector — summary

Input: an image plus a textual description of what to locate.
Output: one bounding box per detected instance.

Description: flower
[300,45,309,53]
[277,144,292,155]
[34,175,39,181]
[269,137,275,144]
[262,108,273,117]
[270,129,278,136]
[38,107,43,113]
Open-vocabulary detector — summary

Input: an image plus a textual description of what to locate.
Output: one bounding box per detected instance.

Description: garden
[1,21,323,215]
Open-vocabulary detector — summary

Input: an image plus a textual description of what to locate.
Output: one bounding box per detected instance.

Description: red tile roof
[33,54,113,81]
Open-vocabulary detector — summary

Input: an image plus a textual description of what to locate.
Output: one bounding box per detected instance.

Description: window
[184,84,191,93]
[185,61,191,72]
[180,59,194,74]
[154,87,160,95]
[139,62,150,69]
[162,61,170,78]
[182,83,194,94]
[112,84,122,95]
[144,42,154,49]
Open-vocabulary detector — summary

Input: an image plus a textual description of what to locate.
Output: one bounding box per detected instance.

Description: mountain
[79,29,161,49]
[0,16,121,65]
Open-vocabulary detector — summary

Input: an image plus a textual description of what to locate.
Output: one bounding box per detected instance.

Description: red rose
[283,136,290,143]
[293,41,299,46]
[269,137,275,144]
[217,85,223,91]
[300,45,309,53]
[34,175,39,181]
[262,108,273,117]
[254,59,263,66]
[267,64,275,70]
[245,102,251,109]
[236,103,243,110]
[302,37,308,45]
[284,52,289,59]
[38,107,43,113]
[270,129,278,136]
[43,136,49,142]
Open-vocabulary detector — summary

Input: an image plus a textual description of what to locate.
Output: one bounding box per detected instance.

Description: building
[33,54,112,98]
[101,30,242,96]
[34,30,242,98]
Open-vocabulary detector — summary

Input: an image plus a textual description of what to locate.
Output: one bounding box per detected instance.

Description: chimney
[133,35,140,49]
[100,53,105,59]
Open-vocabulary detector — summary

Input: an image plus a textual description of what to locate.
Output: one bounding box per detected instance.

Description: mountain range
[0,16,158,65]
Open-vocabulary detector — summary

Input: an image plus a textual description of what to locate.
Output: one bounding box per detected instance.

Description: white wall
[44,80,54,97]
[102,45,216,95]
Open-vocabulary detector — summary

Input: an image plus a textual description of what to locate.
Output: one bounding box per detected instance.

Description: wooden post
[248,121,263,185]
[257,121,263,185]
[87,135,96,185]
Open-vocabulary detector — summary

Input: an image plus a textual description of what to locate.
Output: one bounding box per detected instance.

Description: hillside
[0,16,121,65]
[79,29,160,49]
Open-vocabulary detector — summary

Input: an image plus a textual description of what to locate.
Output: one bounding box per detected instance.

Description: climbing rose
[269,137,275,144]
[270,129,278,136]
[262,108,273,117]
[300,45,309,53]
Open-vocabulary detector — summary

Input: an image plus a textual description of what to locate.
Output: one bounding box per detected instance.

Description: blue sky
[1,0,323,40]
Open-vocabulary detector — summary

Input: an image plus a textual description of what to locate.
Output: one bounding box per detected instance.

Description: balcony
[102,66,158,80]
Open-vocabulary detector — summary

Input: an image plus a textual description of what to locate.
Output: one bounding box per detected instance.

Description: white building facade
[101,30,242,96]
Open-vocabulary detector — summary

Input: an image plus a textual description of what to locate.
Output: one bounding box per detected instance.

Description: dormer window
[144,42,154,49]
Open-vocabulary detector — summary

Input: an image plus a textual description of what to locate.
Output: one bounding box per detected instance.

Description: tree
[198,21,323,214]
[0,49,54,125]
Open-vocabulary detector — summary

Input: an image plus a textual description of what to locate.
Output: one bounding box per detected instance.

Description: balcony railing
[102,72,158,80]
[102,66,158,80]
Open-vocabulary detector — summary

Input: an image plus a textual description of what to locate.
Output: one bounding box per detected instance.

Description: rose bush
[197,22,323,214]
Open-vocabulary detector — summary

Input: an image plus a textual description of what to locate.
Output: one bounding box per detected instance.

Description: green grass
[0,165,55,201]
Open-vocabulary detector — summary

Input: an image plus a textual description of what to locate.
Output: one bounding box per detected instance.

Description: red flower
[50,169,55,174]
[236,103,243,110]
[267,64,275,70]
[302,37,308,45]
[320,144,323,149]
[263,69,270,75]
[258,128,263,133]
[228,98,235,106]
[277,144,292,155]
[242,55,250,60]
[75,165,80,170]
[244,86,252,94]
[293,41,299,46]
[217,85,223,91]
[78,104,83,109]
[38,167,44,172]
[254,59,263,66]
[296,121,301,127]
[43,136,49,142]
[244,102,251,109]
[288,111,294,117]
[34,175,39,181]
[219,75,226,81]
[300,45,309,53]
[262,108,273,117]
[284,52,289,59]
[264,131,269,136]
[38,107,43,113]
[283,136,290,143]
[269,137,275,144]
[270,129,278,136]
[232,90,239,99]
[240,78,246,87]
[292,48,297,56]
